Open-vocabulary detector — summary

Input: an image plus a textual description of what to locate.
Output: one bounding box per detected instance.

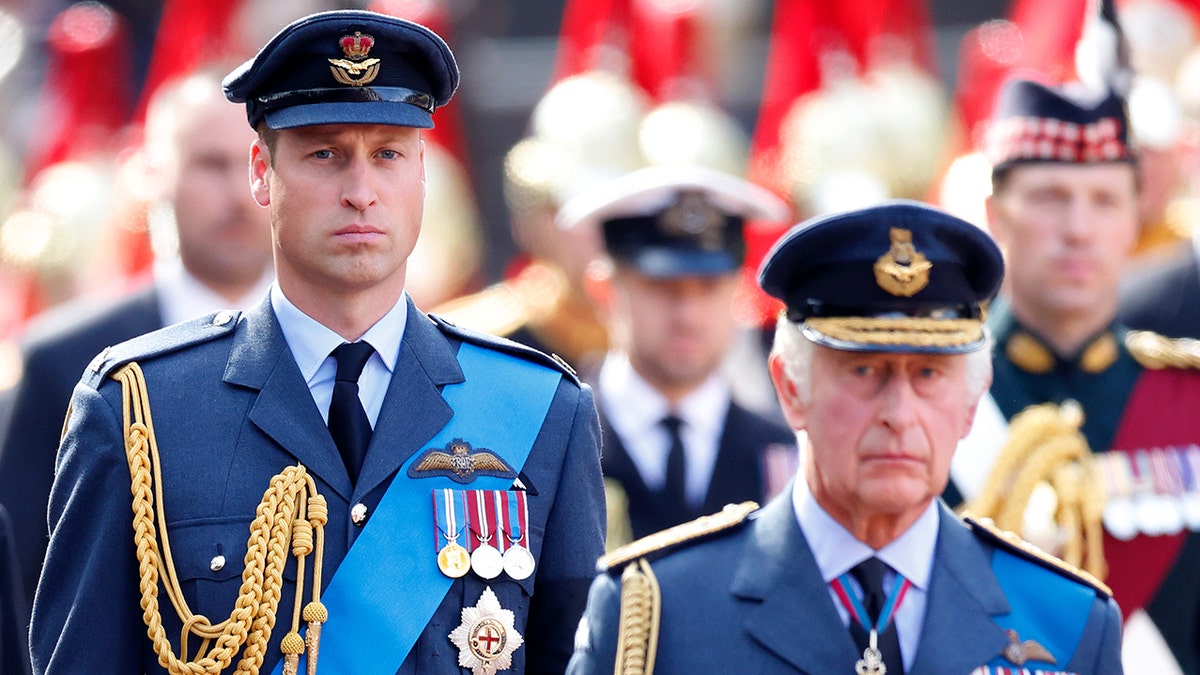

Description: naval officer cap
[223,10,459,130]
[758,200,1004,354]
[556,165,790,278]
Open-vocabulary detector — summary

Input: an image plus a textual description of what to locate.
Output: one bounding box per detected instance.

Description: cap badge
[874,227,931,297]
[328,31,380,86]
[409,438,516,483]
[660,192,724,250]
[448,586,524,675]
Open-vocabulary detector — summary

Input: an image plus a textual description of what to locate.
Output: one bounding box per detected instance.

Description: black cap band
[257,85,435,114]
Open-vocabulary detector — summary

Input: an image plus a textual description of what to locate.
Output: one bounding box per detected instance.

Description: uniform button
[210,554,226,572]
[351,503,369,526]
[213,311,234,326]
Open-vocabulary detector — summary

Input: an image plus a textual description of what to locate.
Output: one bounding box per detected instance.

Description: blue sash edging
[272,343,562,674]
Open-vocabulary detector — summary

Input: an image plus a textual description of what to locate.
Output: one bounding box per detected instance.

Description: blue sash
[984,549,1093,670]
[273,342,563,674]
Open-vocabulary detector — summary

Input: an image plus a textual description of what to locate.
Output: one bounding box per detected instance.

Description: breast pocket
[167,516,300,620]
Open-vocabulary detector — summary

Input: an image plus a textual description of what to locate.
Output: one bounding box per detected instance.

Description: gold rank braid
[963,402,1107,580]
[114,362,329,674]
[614,559,661,675]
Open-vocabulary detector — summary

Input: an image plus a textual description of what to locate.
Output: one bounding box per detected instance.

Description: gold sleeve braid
[114,362,329,674]
[963,402,1107,581]
[613,559,660,675]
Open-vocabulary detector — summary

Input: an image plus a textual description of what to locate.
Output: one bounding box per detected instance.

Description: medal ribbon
[467,489,496,549]
[504,490,526,549]
[493,491,509,553]
[432,488,462,552]
[274,342,562,675]
[830,570,911,635]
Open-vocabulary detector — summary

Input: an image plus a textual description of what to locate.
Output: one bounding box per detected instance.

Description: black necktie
[328,342,375,485]
[661,415,688,511]
[849,557,905,675]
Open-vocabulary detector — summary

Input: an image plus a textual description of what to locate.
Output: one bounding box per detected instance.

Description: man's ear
[250,139,271,207]
[768,354,807,432]
[582,258,615,315]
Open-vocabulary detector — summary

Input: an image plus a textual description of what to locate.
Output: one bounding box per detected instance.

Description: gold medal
[449,586,524,675]
[438,542,471,578]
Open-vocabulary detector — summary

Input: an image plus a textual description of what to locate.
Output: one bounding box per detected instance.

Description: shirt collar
[793,477,939,590]
[270,283,407,384]
[154,257,273,326]
[598,352,730,432]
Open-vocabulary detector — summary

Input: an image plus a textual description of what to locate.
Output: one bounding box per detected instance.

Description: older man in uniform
[30,10,604,675]
[949,76,1200,673]
[568,201,1123,674]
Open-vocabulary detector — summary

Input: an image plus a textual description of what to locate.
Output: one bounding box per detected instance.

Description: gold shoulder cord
[114,362,329,675]
[613,559,660,675]
[963,402,1106,581]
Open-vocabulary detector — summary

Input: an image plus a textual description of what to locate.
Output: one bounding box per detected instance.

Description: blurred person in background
[0,64,273,625]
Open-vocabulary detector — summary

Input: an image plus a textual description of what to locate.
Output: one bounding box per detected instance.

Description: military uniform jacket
[1118,242,1200,340]
[963,305,1200,673]
[30,297,605,675]
[598,400,795,540]
[567,493,1123,675]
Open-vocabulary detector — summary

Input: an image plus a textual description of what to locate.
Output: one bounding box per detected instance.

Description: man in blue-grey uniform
[568,201,1123,674]
[30,10,604,675]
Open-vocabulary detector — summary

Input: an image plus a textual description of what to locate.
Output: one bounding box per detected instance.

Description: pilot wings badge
[1001,629,1057,666]
[409,438,515,483]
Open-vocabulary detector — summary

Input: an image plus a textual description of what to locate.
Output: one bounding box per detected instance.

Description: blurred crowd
[3,0,1200,672]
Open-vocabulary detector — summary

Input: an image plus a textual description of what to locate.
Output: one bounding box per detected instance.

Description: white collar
[154,257,273,326]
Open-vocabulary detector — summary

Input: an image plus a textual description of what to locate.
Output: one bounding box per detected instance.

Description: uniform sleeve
[525,381,606,674]
[1067,594,1124,675]
[30,383,146,675]
[565,571,621,674]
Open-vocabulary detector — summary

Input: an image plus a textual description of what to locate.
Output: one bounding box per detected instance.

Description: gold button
[351,503,369,526]
[210,554,226,572]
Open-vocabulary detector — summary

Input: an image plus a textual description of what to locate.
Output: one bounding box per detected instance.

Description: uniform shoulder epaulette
[598,501,759,572]
[428,312,579,383]
[1125,329,1200,371]
[83,310,241,386]
[962,513,1112,599]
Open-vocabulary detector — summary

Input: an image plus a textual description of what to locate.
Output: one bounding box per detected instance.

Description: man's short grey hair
[770,316,994,404]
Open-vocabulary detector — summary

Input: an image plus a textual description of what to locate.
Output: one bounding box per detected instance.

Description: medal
[1101,453,1137,541]
[468,490,503,580]
[499,490,535,580]
[831,567,909,675]
[1132,450,1166,536]
[1150,449,1184,536]
[855,630,887,675]
[1179,446,1200,530]
[435,489,471,578]
[448,586,524,675]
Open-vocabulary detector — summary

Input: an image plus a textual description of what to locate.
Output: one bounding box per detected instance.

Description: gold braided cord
[963,402,1107,580]
[1125,330,1200,370]
[805,317,982,347]
[613,559,661,675]
[114,362,328,674]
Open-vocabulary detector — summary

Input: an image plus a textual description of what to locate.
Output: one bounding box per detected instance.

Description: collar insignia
[328,31,380,86]
[874,227,931,297]
[449,586,523,675]
[409,438,515,483]
[1001,628,1057,666]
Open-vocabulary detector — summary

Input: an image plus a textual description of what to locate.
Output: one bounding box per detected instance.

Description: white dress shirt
[154,258,274,327]
[792,478,939,672]
[270,284,407,427]
[598,352,729,507]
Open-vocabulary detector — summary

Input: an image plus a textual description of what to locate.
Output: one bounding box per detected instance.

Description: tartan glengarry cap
[758,200,1004,354]
[984,77,1133,171]
[556,165,790,278]
[223,10,459,130]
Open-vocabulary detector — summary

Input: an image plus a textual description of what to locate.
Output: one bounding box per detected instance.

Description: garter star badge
[874,227,932,297]
[449,586,523,675]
